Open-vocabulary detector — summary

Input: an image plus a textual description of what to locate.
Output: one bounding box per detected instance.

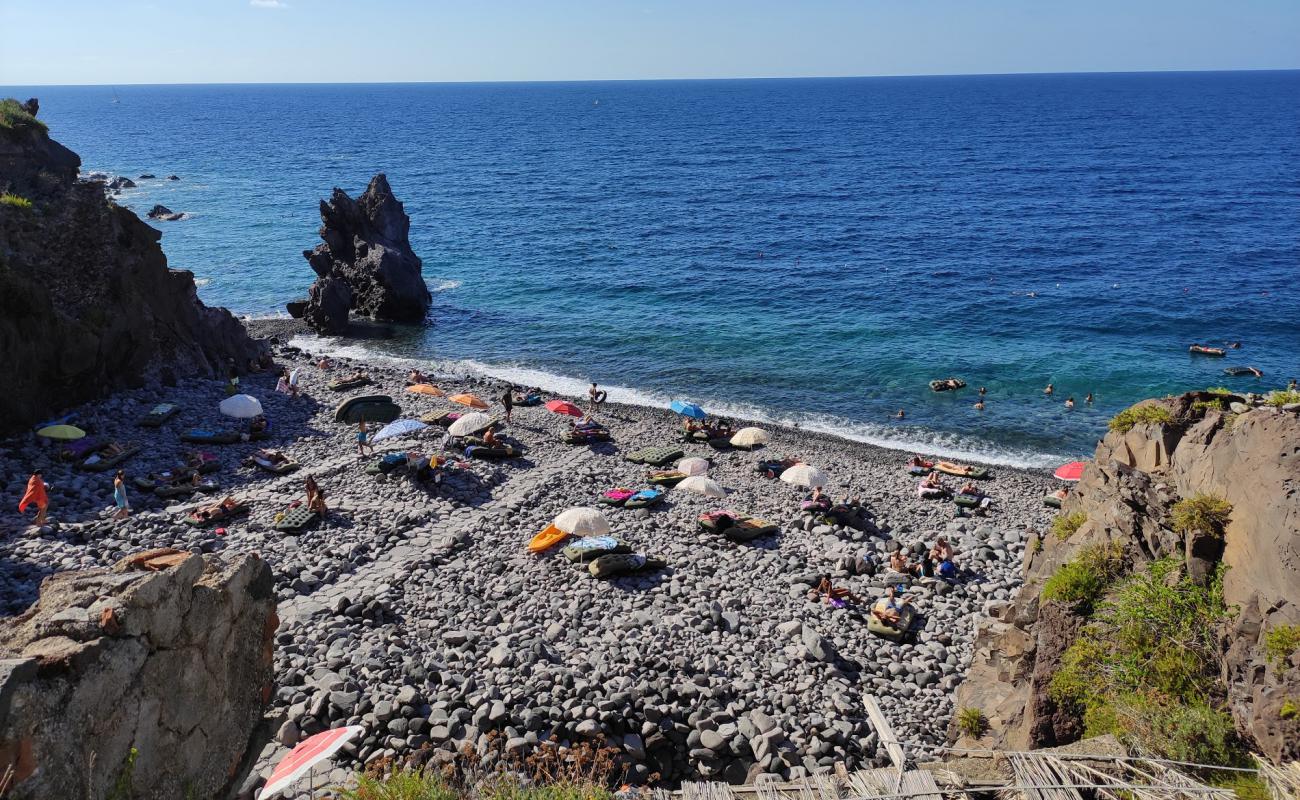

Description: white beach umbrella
[677,457,710,476]
[447,412,492,437]
[780,463,829,488]
[677,475,726,498]
[553,507,610,537]
[219,394,263,419]
[731,427,770,448]
[370,418,428,443]
[258,725,363,799]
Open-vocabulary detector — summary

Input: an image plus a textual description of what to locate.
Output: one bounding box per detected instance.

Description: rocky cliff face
[951,392,1300,761]
[0,549,277,800]
[289,174,431,334]
[0,98,264,434]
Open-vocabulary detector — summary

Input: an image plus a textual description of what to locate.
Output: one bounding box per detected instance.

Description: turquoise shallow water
[9,72,1300,465]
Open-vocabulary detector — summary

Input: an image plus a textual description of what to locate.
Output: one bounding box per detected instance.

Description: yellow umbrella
[36,424,85,441]
[406,384,445,397]
[449,393,489,410]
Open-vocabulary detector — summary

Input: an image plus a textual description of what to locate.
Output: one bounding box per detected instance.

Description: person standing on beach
[588,382,605,411]
[501,386,514,423]
[112,469,130,521]
[19,470,49,525]
[356,419,373,457]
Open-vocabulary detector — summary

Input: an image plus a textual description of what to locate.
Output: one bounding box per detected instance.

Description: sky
[2,0,1298,85]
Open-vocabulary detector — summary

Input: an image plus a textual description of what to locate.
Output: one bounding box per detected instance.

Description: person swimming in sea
[1044,383,1054,396]
[1086,392,1094,404]
[895,409,905,420]
[978,386,987,396]
[974,400,985,411]
[1065,397,1075,410]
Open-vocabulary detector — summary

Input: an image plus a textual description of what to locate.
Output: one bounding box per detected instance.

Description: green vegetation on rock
[0,192,33,210]
[1171,494,1232,537]
[1050,510,1087,541]
[1041,541,1126,608]
[1191,398,1226,413]
[954,707,988,739]
[1050,559,1244,765]
[1264,624,1300,669]
[0,98,47,136]
[1108,403,1175,433]
[1266,390,1300,407]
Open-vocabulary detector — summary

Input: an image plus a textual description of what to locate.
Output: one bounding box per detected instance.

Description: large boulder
[951,393,1300,761]
[0,549,276,800]
[293,173,431,332]
[0,97,266,434]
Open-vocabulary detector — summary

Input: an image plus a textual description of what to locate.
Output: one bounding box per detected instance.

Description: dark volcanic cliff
[0,98,263,433]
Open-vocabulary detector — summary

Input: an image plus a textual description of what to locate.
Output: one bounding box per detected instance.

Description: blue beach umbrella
[670,400,706,420]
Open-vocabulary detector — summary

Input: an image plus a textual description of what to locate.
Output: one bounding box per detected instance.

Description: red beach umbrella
[1053,461,1087,482]
[258,725,363,799]
[545,399,584,418]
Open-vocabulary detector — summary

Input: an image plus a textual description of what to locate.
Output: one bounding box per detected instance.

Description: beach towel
[19,475,47,512]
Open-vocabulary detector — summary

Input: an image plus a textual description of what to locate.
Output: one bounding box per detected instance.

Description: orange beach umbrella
[406,384,445,397]
[449,393,489,410]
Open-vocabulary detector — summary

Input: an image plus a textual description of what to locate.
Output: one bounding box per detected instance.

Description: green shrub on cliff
[1050,510,1087,541]
[1266,390,1300,407]
[1171,494,1232,537]
[954,707,988,739]
[1108,403,1175,433]
[0,192,32,211]
[0,98,47,136]
[1041,541,1126,608]
[340,772,613,800]
[1191,398,1226,414]
[1050,559,1242,765]
[1265,624,1300,669]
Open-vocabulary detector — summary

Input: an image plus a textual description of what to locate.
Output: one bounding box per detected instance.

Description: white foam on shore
[288,335,1063,469]
[433,279,462,292]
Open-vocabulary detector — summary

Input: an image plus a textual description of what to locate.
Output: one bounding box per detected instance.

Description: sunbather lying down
[871,587,909,625]
[808,575,861,608]
[194,496,241,520]
[255,449,290,464]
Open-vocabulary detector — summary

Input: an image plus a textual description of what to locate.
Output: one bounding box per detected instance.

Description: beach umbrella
[552,507,610,537]
[449,393,489,410]
[257,725,363,800]
[731,427,770,448]
[405,384,445,397]
[370,418,427,443]
[677,475,725,498]
[35,424,85,441]
[1053,461,1087,482]
[670,400,707,420]
[677,457,710,476]
[448,412,492,437]
[780,463,829,488]
[219,394,263,419]
[545,399,584,418]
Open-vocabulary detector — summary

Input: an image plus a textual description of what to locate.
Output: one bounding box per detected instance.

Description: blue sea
[10,72,1300,466]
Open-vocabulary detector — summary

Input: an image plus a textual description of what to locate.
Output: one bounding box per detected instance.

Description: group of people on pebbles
[2,340,1056,793]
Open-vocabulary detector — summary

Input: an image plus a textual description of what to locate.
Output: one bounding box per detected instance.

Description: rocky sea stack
[0,97,264,434]
[288,174,431,334]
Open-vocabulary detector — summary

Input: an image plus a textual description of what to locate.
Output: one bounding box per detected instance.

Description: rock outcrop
[0,549,277,800]
[146,203,184,221]
[289,174,431,334]
[951,391,1300,761]
[0,97,264,434]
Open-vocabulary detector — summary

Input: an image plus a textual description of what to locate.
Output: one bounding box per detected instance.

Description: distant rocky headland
[0,97,263,434]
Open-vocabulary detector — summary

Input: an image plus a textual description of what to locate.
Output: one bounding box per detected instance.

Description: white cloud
[250,0,288,8]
